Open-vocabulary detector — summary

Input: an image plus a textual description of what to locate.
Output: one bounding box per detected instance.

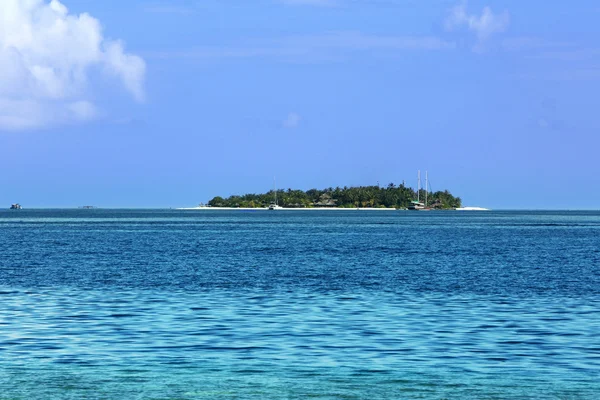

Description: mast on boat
[408,170,431,210]
[417,170,421,203]
[268,176,284,210]
[425,171,428,208]
[274,176,277,206]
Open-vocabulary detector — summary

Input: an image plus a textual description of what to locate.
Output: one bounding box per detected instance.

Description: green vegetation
[208,184,461,209]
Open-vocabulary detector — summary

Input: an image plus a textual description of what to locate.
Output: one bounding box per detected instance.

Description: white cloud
[104,40,146,102]
[0,0,146,131]
[283,112,301,128]
[0,98,98,130]
[445,2,510,46]
[68,100,98,121]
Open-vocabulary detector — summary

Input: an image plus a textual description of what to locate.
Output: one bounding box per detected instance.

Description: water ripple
[1,210,599,398]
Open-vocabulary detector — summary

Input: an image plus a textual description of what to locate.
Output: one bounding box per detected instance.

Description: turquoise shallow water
[1,210,599,399]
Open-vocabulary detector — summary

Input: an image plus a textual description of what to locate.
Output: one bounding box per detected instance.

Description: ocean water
[0,209,599,399]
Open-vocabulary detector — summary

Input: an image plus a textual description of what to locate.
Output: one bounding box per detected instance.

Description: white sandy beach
[177,207,399,211]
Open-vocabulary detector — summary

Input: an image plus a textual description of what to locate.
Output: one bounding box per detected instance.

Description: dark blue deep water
[1,209,599,399]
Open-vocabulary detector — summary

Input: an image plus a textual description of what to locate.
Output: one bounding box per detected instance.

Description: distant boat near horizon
[407,200,427,210]
[268,177,283,210]
[406,171,489,211]
[10,203,22,210]
[408,170,430,211]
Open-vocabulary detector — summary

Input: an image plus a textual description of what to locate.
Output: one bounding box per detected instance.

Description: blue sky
[1,0,599,209]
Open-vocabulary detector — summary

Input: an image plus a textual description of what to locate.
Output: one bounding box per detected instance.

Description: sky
[1,0,599,209]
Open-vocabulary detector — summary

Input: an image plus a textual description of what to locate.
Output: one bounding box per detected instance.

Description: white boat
[268,177,283,210]
[407,200,426,210]
[408,170,431,210]
[455,207,489,211]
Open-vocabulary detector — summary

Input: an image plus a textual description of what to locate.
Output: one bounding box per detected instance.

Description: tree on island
[207,184,461,209]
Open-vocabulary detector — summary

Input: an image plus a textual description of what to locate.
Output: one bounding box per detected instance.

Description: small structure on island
[428,199,444,209]
[10,203,22,210]
[314,194,338,208]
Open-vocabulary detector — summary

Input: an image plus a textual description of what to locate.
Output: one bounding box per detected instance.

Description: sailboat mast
[417,170,421,202]
[425,171,428,207]
[274,177,277,206]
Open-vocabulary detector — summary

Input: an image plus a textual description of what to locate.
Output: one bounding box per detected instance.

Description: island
[204,184,461,210]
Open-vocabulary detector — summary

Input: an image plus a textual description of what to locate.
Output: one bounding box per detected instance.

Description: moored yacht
[408,170,431,211]
[268,177,283,210]
[407,200,426,210]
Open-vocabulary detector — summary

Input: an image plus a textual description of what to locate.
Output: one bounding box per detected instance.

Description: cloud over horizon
[445,2,510,49]
[0,0,146,131]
